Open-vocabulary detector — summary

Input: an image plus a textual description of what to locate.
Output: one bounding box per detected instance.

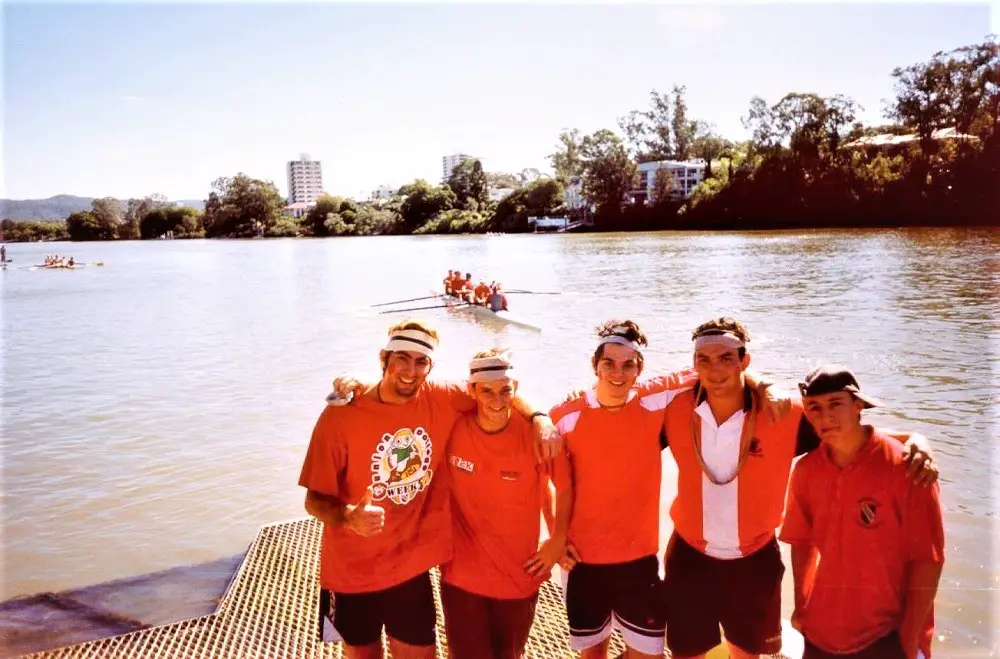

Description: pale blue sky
[3,1,996,201]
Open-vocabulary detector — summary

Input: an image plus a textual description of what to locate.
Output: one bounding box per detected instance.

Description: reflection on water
[2,228,997,655]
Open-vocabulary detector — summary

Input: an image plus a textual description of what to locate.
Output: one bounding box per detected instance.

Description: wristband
[529,411,549,421]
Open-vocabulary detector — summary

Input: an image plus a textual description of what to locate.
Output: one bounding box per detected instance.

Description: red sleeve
[778,461,813,545]
[634,367,698,397]
[428,380,476,413]
[298,406,347,499]
[903,481,945,564]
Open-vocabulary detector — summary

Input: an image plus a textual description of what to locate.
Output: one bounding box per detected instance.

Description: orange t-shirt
[298,381,474,593]
[440,413,550,599]
[779,430,945,656]
[549,388,669,564]
[474,284,491,301]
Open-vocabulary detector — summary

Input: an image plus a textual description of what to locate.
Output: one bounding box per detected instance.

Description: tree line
[3,37,996,243]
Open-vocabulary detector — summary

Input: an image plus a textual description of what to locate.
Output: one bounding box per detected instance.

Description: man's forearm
[899,561,943,657]
[541,481,557,536]
[305,490,348,528]
[790,543,819,612]
[551,480,573,543]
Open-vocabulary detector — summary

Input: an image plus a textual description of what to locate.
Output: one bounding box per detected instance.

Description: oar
[506,289,561,295]
[378,303,457,314]
[371,294,441,308]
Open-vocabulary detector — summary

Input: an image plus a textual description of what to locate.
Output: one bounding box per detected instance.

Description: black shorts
[803,631,906,659]
[564,554,665,655]
[662,533,784,656]
[440,581,538,659]
[318,572,437,647]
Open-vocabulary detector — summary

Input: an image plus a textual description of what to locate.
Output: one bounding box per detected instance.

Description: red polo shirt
[779,429,945,656]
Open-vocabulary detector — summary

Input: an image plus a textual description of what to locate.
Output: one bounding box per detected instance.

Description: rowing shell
[433,292,542,332]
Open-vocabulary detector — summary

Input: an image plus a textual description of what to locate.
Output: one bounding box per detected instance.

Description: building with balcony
[633,159,707,204]
[287,154,324,205]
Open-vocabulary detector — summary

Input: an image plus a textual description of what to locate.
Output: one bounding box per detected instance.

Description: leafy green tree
[397,179,456,231]
[549,129,586,186]
[490,178,564,232]
[303,195,350,236]
[671,85,698,161]
[202,173,284,238]
[0,219,68,242]
[579,129,637,218]
[66,210,117,241]
[140,206,203,239]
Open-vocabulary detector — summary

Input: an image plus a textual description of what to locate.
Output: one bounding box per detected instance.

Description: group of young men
[443,270,509,312]
[299,315,944,659]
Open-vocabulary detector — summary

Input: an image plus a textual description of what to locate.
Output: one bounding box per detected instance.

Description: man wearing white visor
[301,319,559,659]
[439,348,572,658]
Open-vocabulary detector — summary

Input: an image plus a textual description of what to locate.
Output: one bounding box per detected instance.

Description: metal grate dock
[21,518,792,658]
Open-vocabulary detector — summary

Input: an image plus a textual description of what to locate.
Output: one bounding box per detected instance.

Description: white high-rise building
[287,153,324,205]
[442,153,477,181]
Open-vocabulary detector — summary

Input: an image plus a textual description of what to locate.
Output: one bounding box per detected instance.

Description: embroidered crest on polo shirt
[370,427,434,505]
[857,497,881,528]
[450,455,475,473]
[500,470,520,481]
[748,437,764,457]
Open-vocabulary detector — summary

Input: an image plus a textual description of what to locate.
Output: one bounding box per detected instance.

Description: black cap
[798,364,882,409]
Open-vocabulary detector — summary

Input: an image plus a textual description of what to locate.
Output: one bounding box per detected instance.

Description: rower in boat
[443,270,456,296]
[473,279,491,307]
[455,272,475,304]
[488,283,509,313]
[447,269,464,298]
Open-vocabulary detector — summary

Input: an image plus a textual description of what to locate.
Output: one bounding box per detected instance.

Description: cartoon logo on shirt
[370,427,433,505]
[858,497,880,528]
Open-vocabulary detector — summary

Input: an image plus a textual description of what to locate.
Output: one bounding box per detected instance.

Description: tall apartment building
[442,153,477,181]
[287,153,324,205]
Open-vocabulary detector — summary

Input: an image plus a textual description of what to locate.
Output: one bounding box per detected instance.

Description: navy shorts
[662,533,784,656]
[319,571,437,647]
[564,554,665,656]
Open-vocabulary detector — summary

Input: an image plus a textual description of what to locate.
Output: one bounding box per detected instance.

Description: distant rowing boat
[433,292,543,332]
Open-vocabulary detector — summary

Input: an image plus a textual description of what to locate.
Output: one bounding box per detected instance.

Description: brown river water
[1,228,997,656]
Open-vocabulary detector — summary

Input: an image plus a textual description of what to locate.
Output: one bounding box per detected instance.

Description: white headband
[598,327,642,353]
[693,332,745,350]
[385,328,438,356]
[469,352,515,383]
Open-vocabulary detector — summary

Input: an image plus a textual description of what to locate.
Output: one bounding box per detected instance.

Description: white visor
[469,352,515,383]
[693,332,745,350]
[385,328,438,356]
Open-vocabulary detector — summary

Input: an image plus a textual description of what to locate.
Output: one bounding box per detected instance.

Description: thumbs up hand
[344,486,386,537]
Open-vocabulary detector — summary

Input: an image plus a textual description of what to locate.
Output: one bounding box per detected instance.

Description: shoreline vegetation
[3,38,997,244]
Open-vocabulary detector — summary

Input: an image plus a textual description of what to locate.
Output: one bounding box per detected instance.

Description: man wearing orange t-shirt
[549,320,701,659]
[440,348,572,658]
[473,280,492,306]
[780,365,945,659]
[301,320,560,659]
[657,318,938,659]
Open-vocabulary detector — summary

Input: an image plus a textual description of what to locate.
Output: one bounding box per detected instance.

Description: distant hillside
[0,195,205,221]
